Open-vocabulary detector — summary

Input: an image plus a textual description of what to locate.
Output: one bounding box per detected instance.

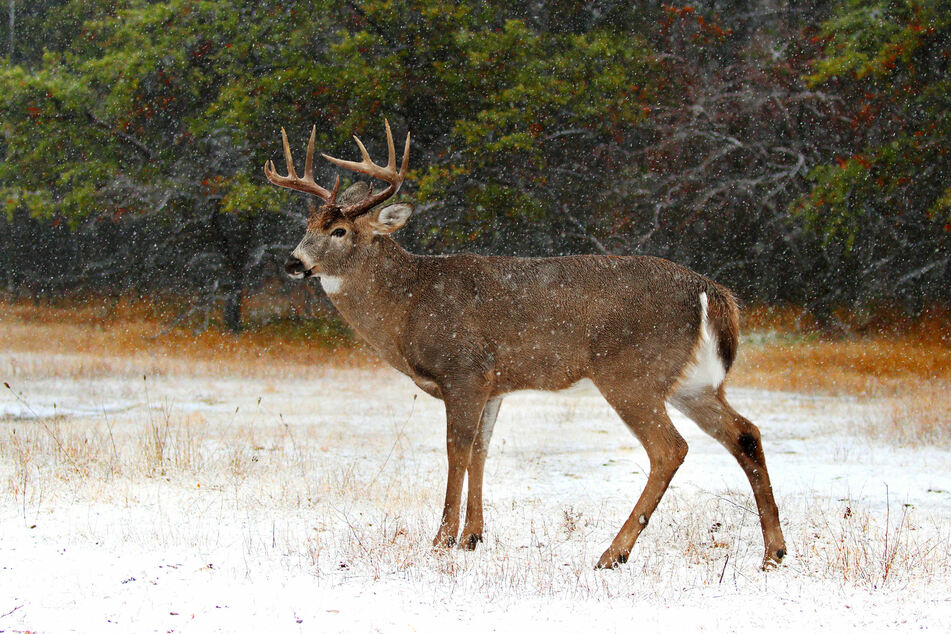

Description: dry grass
[734,303,951,394]
[874,384,951,446]
[732,305,951,446]
[732,335,951,395]
[0,297,375,379]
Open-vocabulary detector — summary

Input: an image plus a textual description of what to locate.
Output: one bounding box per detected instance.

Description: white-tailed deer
[267,121,786,569]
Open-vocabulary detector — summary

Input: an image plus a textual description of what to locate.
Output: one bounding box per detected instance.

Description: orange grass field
[2,298,949,444]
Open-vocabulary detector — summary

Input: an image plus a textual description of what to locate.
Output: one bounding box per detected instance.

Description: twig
[365,394,417,492]
[327,499,370,557]
[563,207,610,255]
[882,483,890,584]
[86,110,154,160]
[718,553,730,584]
[710,493,758,517]
[3,382,79,470]
[102,405,121,470]
[1,604,24,618]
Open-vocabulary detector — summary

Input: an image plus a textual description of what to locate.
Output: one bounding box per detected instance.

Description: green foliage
[413,18,656,247]
[0,62,118,221]
[0,1,327,224]
[218,173,284,216]
[798,0,951,244]
[445,21,654,156]
[807,0,948,83]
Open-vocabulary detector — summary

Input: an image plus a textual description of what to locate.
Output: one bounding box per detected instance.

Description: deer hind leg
[594,387,688,569]
[670,387,786,568]
[459,397,502,551]
[433,387,488,549]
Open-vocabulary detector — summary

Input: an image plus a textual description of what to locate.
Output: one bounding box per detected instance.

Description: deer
[266,120,787,569]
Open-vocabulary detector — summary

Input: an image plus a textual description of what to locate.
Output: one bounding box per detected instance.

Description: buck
[266,121,787,569]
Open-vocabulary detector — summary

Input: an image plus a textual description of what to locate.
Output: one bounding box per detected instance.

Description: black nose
[284,257,306,277]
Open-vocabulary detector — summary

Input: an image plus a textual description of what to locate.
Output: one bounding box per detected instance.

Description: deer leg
[595,390,688,569]
[433,387,488,549]
[670,387,786,568]
[459,397,502,550]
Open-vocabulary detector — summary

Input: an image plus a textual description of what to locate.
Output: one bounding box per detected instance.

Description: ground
[1,338,950,633]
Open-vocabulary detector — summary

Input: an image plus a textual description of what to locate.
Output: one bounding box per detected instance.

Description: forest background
[0,0,948,333]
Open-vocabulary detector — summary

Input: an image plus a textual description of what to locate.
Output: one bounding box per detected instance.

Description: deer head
[265,120,413,280]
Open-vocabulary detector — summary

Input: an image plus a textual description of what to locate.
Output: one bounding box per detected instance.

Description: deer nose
[284,256,306,277]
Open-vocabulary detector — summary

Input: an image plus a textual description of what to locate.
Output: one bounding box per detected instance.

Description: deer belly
[499,377,598,398]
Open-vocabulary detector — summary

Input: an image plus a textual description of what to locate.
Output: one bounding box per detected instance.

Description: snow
[1,362,950,632]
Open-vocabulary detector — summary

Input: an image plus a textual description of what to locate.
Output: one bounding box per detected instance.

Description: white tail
[676,292,728,394]
[267,122,786,569]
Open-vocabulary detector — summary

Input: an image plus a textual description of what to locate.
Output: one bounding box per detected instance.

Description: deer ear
[369,203,413,234]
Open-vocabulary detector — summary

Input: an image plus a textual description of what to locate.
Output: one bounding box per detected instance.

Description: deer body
[268,122,787,569]
[326,244,719,399]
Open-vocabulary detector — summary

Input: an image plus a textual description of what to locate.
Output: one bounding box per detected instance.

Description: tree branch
[86,111,154,160]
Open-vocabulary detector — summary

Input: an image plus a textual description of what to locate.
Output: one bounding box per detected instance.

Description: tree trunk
[223,285,243,333]
[7,0,14,61]
[209,209,252,333]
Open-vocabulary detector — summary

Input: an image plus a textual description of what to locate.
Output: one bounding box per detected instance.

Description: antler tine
[264,126,337,202]
[321,119,406,183]
[352,135,373,165]
[281,127,298,179]
[384,119,396,170]
[321,148,370,176]
[400,130,410,177]
[330,173,341,200]
[304,125,316,182]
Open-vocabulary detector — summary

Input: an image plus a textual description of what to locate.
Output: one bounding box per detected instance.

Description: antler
[265,121,410,217]
[264,126,341,202]
[322,119,411,218]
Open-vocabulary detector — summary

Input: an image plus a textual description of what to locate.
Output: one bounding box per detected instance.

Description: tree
[0,1,323,330]
[6,1,12,61]
[574,4,841,306]
[796,0,951,312]
[133,0,664,260]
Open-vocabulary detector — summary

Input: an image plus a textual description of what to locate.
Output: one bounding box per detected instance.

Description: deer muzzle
[284,256,310,279]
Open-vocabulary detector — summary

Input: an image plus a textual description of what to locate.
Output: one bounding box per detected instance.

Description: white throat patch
[319,274,344,295]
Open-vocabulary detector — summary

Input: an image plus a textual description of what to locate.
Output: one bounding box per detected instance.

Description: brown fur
[272,126,785,568]
[291,227,786,569]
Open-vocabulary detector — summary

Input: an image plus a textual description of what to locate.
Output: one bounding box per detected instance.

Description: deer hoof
[762,546,787,570]
[458,533,482,551]
[432,533,456,549]
[595,549,628,569]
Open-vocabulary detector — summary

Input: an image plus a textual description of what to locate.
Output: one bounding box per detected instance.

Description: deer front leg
[433,387,488,549]
[459,397,502,550]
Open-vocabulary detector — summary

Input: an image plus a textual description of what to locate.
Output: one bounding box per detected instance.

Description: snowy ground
[1,352,950,632]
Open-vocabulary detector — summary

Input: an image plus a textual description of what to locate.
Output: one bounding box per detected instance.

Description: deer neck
[320,237,417,368]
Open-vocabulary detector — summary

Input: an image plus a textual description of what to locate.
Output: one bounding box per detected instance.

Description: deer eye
[330,228,347,238]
